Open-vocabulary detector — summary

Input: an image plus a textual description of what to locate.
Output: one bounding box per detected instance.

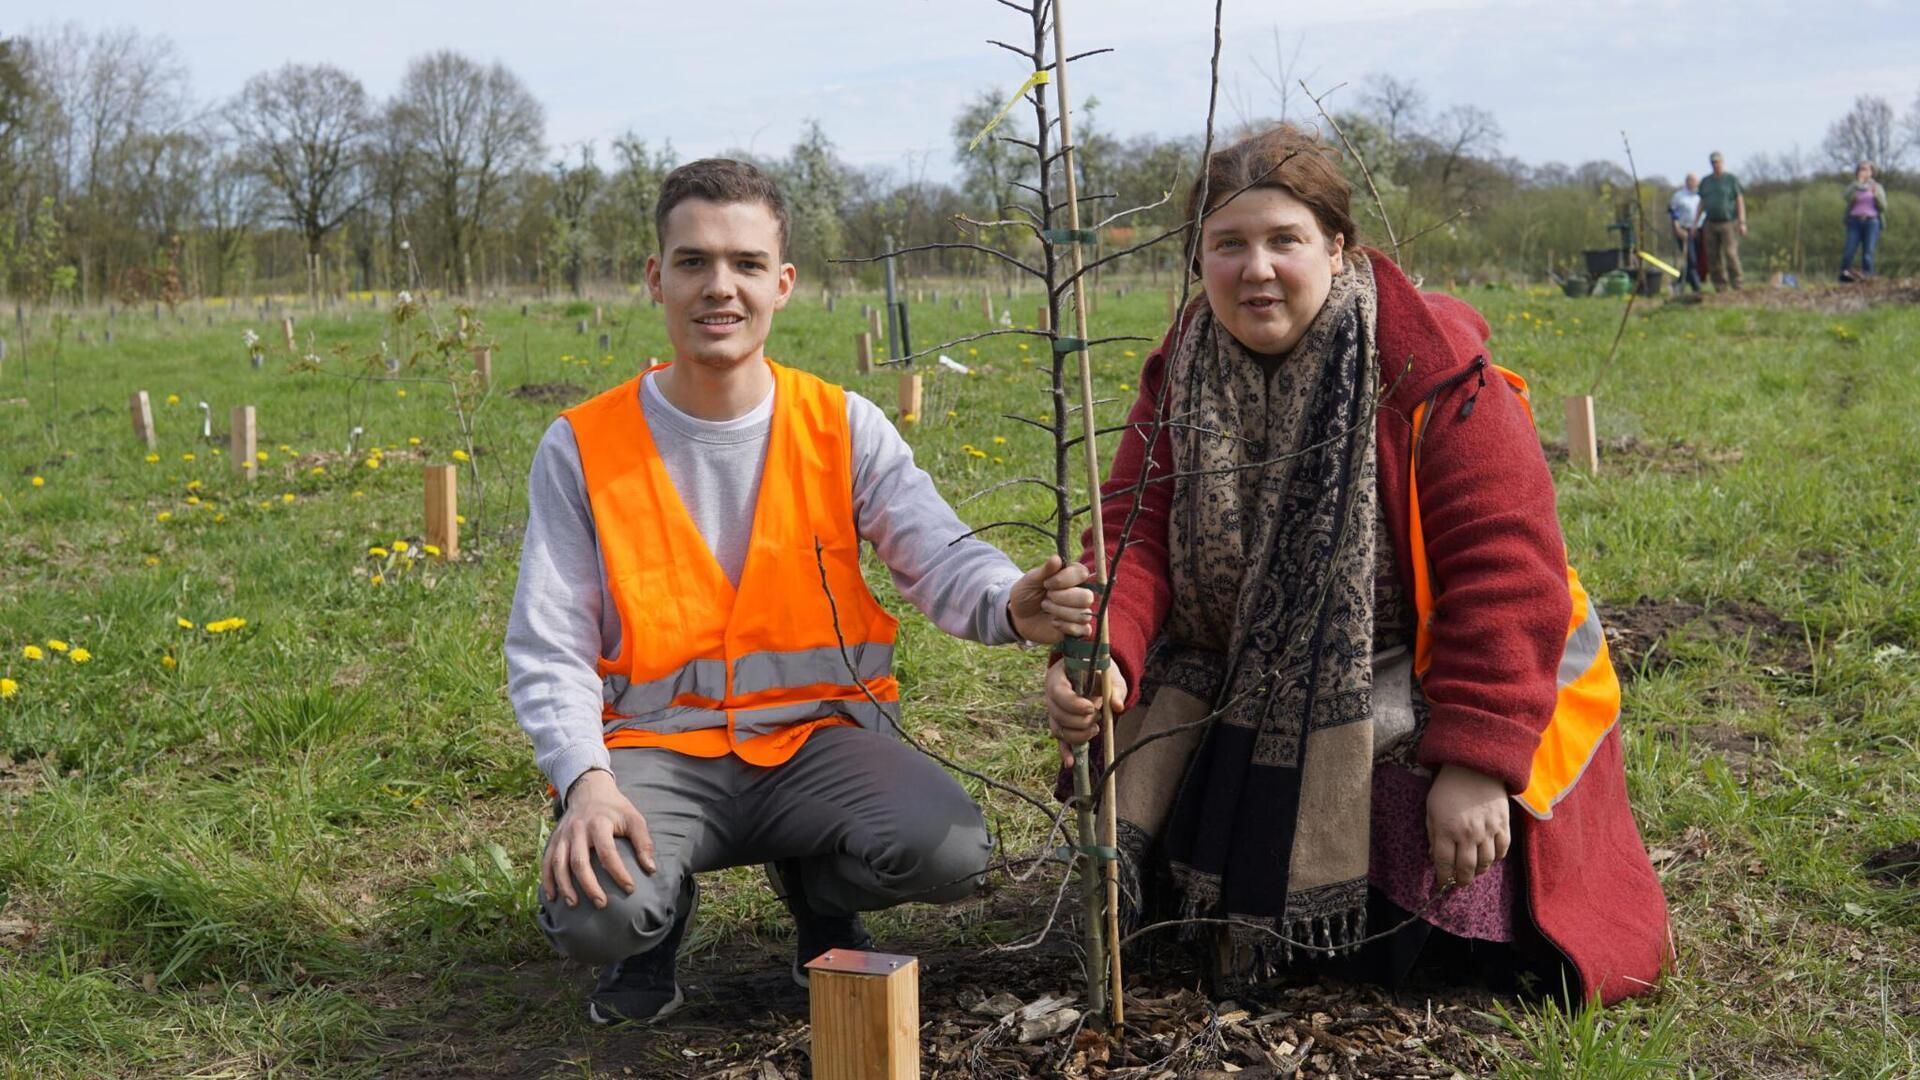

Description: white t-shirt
[1669,188,1702,231]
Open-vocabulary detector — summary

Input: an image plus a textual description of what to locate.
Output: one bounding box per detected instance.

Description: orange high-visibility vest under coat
[561,360,901,767]
[1407,365,1622,820]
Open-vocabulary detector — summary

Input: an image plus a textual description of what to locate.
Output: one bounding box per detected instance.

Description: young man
[505,158,1085,1025]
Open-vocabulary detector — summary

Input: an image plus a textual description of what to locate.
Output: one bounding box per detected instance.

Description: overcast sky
[23,0,1920,185]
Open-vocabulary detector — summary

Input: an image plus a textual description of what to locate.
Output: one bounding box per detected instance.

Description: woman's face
[1858,163,1874,182]
[1198,187,1345,356]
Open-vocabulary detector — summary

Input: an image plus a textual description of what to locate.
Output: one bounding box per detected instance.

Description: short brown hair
[655,158,791,259]
[1182,124,1356,273]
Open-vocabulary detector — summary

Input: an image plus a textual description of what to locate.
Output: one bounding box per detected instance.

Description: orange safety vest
[1407,365,1621,821]
[561,360,901,768]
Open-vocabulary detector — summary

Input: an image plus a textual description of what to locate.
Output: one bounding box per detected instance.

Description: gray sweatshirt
[506,371,1024,794]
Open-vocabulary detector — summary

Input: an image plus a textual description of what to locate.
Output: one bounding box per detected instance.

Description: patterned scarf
[1152,256,1381,972]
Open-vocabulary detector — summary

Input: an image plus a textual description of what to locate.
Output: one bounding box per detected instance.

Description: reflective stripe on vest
[564,361,903,765]
[1408,364,1622,821]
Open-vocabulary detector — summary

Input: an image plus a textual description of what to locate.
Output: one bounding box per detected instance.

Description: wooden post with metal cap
[1050,0,1125,1029]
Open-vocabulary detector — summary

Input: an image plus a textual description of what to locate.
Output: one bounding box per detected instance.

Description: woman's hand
[1008,556,1098,644]
[1425,763,1510,890]
[1044,658,1127,766]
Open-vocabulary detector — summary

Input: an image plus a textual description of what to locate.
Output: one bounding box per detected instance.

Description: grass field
[0,279,1915,1078]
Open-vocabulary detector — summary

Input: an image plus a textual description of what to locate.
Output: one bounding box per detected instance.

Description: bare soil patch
[1540,435,1744,474]
[508,383,587,405]
[1676,277,1920,314]
[366,878,1506,1079]
[1864,840,1920,889]
[1602,596,1811,682]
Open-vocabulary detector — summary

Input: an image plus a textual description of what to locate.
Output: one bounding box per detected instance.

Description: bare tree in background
[1432,103,1502,193]
[1359,73,1427,145]
[1249,26,1317,127]
[228,62,370,289]
[390,50,545,295]
[1823,94,1906,174]
[201,138,263,297]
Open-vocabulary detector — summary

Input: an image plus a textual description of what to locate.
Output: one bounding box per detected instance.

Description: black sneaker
[586,875,696,1025]
[769,860,873,988]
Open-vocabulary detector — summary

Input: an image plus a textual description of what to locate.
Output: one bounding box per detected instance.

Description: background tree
[389,50,545,295]
[228,62,370,294]
[1823,94,1905,174]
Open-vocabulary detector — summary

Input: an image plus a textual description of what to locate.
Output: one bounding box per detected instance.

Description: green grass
[1,281,1916,1076]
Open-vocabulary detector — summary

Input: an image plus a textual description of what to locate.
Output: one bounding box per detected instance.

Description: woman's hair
[1182,124,1358,274]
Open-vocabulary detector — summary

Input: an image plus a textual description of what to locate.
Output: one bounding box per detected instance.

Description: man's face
[646,198,794,373]
[1685,173,1699,192]
[1710,158,1725,176]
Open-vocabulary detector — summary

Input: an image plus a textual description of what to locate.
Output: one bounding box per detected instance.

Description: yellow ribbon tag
[968,69,1051,153]
[1637,250,1680,278]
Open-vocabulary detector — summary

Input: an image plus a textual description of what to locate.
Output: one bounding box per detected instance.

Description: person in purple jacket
[1840,161,1888,282]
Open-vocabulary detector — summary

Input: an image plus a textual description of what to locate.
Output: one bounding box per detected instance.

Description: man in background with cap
[1697,152,1746,291]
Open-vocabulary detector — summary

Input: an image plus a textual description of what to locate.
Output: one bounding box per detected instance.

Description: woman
[1840,160,1887,281]
[1043,125,1668,1005]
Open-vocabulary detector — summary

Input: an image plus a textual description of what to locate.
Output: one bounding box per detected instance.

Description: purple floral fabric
[1368,760,1515,942]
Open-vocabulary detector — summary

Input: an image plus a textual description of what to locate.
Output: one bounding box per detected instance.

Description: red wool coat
[1086,249,1670,1004]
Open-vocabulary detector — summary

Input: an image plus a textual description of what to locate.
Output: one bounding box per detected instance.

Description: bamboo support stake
[1052,0,1124,1027]
[230,406,256,481]
[129,391,156,450]
[425,465,459,559]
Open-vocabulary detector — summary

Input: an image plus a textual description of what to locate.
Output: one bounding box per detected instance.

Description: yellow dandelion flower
[0,677,17,699]
[967,348,978,356]
[992,436,1006,445]
[46,640,68,653]
[22,645,44,661]
[423,544,442,558]
[213,513,226,523]
[161,654,176,669]
[352,491,365,498]
[185,496,200,506]
[1119,383,1131,392]
[256,451,269,462]
[1123,350,1137,359]
[143,556,160,566]
[177,618,196,630]
[1017,343,1029,351]
[182,453,195,462]
[310,466,324,476]
[144,453,160,464]
[68,648,91,664]
[454,514,466,524]
[392,540,411,552]
[967,448,987,459]
[204,618,248,634]
[992,456,1004,464]
[408,437,422,446]
[165,394,180,406]
[156,511,172,522]
[370,573,384,586]
[451,449,470,462]
[185,480,202,491]
[901,413,918,424]
[277,444,291,453]
[257,500,270,509]
[368,546,389,558]
[211,448,222,456]
[946,410,958,419]
[364,458,381,470]
[281,493,295,504]
[30,476,44,487]
[396,389,407,398]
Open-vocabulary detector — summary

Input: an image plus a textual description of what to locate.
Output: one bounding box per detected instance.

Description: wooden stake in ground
[1564,395,1599,473]
[471,346,492,389]
[425,464,459,559]
[1036,305,1051,332]
[597,333,611,351]
[129,391,156,450]
[897,371,923,424]
[1051,0,1124,1026]
[805,950,919,1080]
[868,307,884,342]
[856,332,873,376]
[230,406,257,481]
[281,315,295,352]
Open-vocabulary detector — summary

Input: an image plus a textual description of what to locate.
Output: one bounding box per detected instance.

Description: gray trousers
[537,725,993,965]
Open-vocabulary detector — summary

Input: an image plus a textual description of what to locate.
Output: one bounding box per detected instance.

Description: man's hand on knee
[542,769,656,910]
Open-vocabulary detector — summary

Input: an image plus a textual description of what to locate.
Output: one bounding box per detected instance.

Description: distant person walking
[1668,173,1704,294]
[1698,151,1746,291]
[1839,160,1887,282]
